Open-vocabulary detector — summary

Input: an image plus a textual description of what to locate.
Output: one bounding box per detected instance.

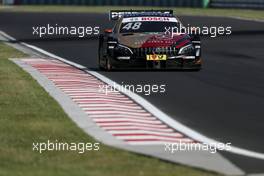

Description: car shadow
[87,67,201,72]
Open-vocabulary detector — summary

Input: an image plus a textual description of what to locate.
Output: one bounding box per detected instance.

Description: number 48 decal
[122,22,142,30]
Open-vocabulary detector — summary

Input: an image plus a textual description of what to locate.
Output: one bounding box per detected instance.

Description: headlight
[178,44,194,55]
[115,44,133,55]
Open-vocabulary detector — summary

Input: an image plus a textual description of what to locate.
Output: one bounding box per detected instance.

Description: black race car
[98,10,202,70]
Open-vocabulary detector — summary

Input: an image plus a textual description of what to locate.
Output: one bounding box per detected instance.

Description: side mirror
[104,29,113,33]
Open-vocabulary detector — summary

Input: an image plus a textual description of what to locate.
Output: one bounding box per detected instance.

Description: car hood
[118,33,190,48]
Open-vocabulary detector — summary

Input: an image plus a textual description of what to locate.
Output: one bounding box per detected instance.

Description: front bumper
[109,56,201,70]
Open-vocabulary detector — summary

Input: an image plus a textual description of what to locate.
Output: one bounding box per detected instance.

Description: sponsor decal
[146,54,167,61]
[122,17,177,23]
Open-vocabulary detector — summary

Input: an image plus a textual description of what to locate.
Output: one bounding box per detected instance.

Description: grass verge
[0,42,219,176]
[0,5,263,20]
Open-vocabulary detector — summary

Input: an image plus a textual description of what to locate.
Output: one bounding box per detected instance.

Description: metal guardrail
[210,0,264,9]
[3,0,210,8]
[5,0,263,9]
[2,0,14,5]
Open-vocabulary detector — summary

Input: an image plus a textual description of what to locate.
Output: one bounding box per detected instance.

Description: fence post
[202,0,210,8]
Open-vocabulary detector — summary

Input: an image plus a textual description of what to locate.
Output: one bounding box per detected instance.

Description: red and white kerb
[22,58,194,145]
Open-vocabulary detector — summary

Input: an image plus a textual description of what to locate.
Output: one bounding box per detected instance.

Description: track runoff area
[1,9,264,175]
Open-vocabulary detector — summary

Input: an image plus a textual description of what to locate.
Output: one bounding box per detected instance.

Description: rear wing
[109,10,173,20]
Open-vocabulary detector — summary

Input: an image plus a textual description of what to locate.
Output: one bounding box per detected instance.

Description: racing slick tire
[98,34,106,70]
[98,48,105,70]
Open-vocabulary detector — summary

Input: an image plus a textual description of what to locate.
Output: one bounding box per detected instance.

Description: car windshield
[119,17,179,33]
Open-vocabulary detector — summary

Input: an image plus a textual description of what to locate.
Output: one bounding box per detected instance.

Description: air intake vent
[132,47,178,57]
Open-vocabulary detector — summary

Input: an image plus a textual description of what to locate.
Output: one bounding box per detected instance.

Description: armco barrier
[210,0,264,9]
[10,0,210,8]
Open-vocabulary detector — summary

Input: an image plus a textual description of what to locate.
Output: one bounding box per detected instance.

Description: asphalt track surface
[0,12,264,174]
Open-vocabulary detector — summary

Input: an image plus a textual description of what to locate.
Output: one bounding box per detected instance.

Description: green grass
[0,5,264,20]
[0,42,219,176]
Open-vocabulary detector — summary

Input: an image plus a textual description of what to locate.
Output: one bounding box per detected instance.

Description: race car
[98,10,202,70]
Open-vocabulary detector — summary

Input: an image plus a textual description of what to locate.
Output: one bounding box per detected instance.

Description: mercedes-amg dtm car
[98,10,202,70]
